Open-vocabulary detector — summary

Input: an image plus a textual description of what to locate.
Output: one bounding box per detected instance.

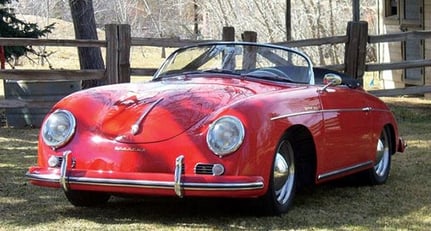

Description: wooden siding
[425,0,431,97]
[378,21,405,88]
[379,0,430,90]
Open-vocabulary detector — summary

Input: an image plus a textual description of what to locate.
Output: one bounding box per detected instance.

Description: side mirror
[320,73,343,92]
[323,73,342,86]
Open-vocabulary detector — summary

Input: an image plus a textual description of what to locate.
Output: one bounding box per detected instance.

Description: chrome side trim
[271,110,321,120]
[59,150,71,191]
[174,155,184,197]
[317,161,373,180]
[271,107,384,121]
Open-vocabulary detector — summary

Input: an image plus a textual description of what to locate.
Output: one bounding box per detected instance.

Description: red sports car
[26,42,406,215]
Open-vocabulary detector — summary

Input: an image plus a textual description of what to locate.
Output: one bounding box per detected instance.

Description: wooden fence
[1,22,431,111]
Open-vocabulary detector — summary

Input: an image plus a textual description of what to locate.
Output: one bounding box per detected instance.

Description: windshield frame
[152,42,315,85]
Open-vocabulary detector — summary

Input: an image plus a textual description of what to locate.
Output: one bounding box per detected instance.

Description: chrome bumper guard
[59,150,71,191]
[174,155,184,197]
[27,153,264,197]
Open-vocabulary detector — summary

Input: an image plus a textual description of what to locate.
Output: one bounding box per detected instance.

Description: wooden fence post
[105,24,131,84]
[222,27,235,41]
[242,31,258,69]
[221,27,235,69]
[105,24,119,84]
[242,31,257,43]
[344,21,368,82]
[118,24,131,83]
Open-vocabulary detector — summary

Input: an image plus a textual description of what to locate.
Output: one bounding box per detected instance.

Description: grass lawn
[0,96,429,230]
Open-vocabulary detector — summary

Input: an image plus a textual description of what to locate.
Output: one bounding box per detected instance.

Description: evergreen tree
[0,0,54,63]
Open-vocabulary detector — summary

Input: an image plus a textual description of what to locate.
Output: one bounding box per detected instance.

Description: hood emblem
[130,97,164,135]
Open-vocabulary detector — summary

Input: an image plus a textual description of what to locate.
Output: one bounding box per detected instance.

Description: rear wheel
[366,127,392,185]
[64,190,110,207]
[260,138,297,215]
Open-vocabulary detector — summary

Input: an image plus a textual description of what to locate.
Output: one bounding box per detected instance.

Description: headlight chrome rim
[206,116,245,157]
[41,109,76,149]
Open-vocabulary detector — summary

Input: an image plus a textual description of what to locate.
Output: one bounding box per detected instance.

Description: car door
[317,86,373,181]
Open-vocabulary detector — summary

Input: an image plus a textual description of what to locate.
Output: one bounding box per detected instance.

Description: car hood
[58,79,274,143]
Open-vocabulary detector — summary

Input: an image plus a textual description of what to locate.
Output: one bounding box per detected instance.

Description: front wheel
[259,138,297,215]
[64,190,111,207]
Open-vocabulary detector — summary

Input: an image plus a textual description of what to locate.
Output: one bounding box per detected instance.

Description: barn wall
[424,0,431,97]
[377,0,431,92]
[377,0,405,89]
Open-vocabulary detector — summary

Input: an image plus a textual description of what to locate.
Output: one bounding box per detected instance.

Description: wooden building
[377,0,430,91]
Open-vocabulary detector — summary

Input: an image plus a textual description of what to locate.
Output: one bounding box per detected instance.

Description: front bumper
[26,152,264,198]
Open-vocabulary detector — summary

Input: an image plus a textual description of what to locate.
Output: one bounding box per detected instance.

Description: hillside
[3,15,166,69]
[0,15,168,99]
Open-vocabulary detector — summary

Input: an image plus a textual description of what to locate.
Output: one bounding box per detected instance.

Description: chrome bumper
[26,151,264,197]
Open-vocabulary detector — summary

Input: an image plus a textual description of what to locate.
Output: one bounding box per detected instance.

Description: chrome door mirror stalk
[320,73,343,92]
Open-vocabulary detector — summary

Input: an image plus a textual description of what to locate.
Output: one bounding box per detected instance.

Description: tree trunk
[69,0,105,88]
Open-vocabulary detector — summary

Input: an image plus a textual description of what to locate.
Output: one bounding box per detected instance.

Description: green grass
[0,97,430,230]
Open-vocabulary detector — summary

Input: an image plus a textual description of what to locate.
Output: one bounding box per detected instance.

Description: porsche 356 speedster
[26,42,405,215]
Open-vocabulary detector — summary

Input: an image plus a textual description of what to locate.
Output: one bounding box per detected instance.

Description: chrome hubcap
[374,132,389,177]
[273,141,295,205]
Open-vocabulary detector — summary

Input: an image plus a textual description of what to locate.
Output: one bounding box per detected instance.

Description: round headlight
[41,110,76,149]
[206,116,245,157]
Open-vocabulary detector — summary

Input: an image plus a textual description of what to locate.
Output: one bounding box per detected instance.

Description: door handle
[362,107,372,112]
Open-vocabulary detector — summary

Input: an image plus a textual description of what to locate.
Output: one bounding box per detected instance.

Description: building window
[386,0,398,17]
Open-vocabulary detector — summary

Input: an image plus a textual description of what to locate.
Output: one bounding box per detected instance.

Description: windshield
[153,42,314,84]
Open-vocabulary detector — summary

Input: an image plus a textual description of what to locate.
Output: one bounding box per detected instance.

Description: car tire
[259,137,297,215]
[64,190,111,207]
[366,127,392,185]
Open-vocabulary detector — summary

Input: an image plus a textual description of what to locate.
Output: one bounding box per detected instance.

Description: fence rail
[367,31,431,72]
[0,37,105,47]
[0,69,105,81]
[0,37,107,81]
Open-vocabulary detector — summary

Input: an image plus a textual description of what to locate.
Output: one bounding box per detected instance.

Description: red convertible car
[26,42,405,215]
